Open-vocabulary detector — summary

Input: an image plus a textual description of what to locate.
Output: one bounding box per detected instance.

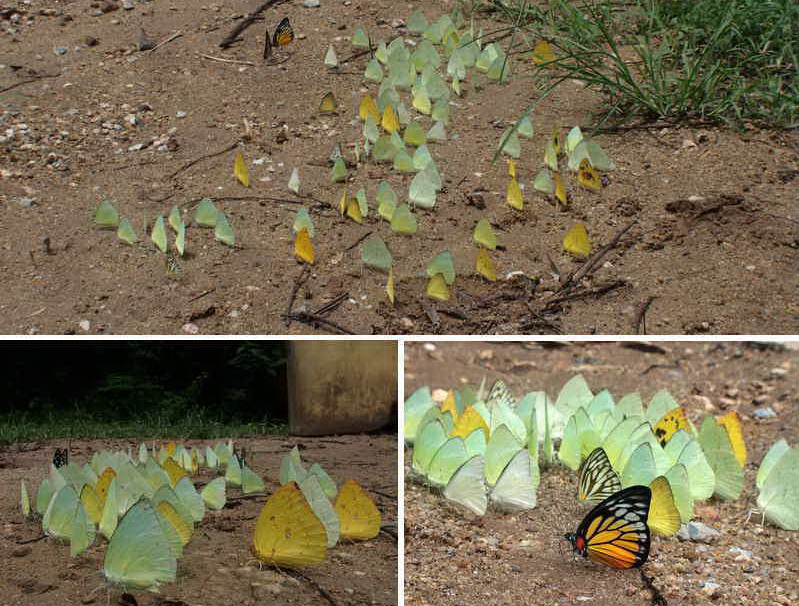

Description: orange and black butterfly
[264,17,294,59]
[565,485,651,569]
[53,448,69,468]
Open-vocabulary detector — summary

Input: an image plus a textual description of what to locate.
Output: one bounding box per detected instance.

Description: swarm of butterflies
[405,374,798,570]
[19,440,382,592]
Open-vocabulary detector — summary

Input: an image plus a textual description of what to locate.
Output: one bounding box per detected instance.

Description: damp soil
[404,341,799,605]
[0,434,398,606]
[0,1,797,335]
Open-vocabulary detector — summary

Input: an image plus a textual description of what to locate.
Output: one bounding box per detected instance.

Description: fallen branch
[147,31,182,53]
[545,280,626,306]
[284,312,354,334]
[284,266,310,327]
[199,53,256,66]
[345,230,373,252]
[188,288,216,303]
[634,296,656,334]
[558,220,637,293]
[167,141,238,180]
[312,293,348,317]
[16,534,46,545]
[219,0,287,49]
[0,71,60,94]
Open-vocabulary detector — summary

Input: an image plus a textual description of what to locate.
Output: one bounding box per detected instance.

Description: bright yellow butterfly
[95,467,117,506]
[577,158,601,190]
[476,248,497,281]
[162,457,188,487]
[346,196,364,224]
[80,484,103,524]
[234,153,249,187]
[359,94,380,122]
[717,412,746,467]
[563,224,590,257]
[653,406,690,447]
[532,41,555,64]
[253,482,327,568]
[554,172,567,206]
[440,391,458,422]
[334,479,381,541]
[426,273,449,301]
[648,476,681,536]
[295,228,315,264]
[450,406,490,439]
[156,501,192,546]
[506,177,523,210]
[319,91,338,113]
[381,106,400,133]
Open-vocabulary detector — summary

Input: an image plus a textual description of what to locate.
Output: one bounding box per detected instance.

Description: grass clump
[482,0,798,128]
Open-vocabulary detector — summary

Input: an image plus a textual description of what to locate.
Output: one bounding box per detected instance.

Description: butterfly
[652,406,689,447]
[565,485,652,569]
[335,479,381,540]
[264,17,294,59]
[166,254,181,274]
[252,481,327,567]
[53,448,69,468]
[578,447,622,504]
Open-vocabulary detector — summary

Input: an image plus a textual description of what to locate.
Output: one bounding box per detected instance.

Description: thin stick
[16,534,46,545]
[0,72,60,94]
[546,280,626,305]
[344,230,373,252]
[188,288,216,303]
[634,296,656,334]
[285,266,310,327]
[558,220,636,292]
[285,312,355,335]
[219,0,286,49]
[167,141,238,179]
[199,53,256,66]
[147,31,182,53]
[312,293,348,317]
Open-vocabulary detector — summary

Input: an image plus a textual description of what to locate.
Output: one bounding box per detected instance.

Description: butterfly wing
[253,481,327,567]
[273,17,294,46]
[334,479,381,540]
[575,485,651,568]
[103,499,177,590]
[578,447,622,504]
[653,406,689,447]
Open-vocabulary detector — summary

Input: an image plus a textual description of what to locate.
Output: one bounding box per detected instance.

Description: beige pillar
[288,341,397,435]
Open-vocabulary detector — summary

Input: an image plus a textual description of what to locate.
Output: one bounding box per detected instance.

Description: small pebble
[677,522,720,543]
[78,320,90,331]
[182,322,199,334]
[302,0,320,7]
[176,110,188,118]
[122,0,135,9]
[54,46,68,55]
[12,545,31,557]
[753,407,777,419]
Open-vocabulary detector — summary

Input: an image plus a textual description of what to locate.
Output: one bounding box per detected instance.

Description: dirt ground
[0,1,796,335]
[404,341,799,605]
[0,434,397,606]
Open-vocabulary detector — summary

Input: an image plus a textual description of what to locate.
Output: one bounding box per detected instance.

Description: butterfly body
[566,485,652,569]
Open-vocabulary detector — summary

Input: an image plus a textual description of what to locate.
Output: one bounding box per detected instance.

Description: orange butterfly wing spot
[577,158,601,190]
[273,18,294,46]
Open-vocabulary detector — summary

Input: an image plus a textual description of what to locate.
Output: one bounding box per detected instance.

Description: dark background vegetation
[0,341,289,442]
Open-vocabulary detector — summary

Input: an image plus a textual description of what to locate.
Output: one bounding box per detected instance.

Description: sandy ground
[404,341,798,605]
[1,1,796,335]
[0,434,398,606]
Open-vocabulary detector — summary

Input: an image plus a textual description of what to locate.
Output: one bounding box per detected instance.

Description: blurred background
[0,340,397,442]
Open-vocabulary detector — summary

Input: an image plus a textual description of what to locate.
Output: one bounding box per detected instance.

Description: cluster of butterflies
[92,197,236,274]
[407,381,539,515]
[406,373,798,570]
[282,10,537,305]
[19,440,381,592]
